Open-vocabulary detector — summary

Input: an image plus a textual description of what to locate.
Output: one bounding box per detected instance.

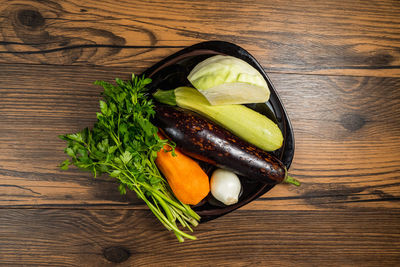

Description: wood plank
[0,209,399,266]
[0,0,400,76]
[0,64,399,210]
[0,65,144,207]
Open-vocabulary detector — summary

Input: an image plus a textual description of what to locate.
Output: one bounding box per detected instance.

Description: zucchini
[153,105,299,186]
[153,87,283,152]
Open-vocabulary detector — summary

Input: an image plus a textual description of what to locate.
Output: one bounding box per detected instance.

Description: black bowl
[141,41,295,222]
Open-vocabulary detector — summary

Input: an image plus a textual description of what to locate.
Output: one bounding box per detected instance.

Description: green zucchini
[153,86,283,152]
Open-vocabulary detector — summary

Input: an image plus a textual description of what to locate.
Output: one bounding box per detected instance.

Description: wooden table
[1,0,399,265]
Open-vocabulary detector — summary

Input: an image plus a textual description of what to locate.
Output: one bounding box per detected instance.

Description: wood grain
[1,0,400,265]
[1,64,399,210]
[1,209,399,266]
[0,0,399,77]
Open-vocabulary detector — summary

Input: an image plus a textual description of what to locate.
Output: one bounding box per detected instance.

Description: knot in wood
[17,9,45,28]
[103,246,131,263]
[340,113,366,132]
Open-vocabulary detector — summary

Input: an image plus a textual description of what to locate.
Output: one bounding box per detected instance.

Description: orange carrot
[155,132,210,205]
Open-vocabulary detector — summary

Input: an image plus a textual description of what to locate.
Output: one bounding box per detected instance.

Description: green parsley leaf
[99,101,108,115]
[65,147,75,157]
[66,133,84,143]
[119,151,132,165]
[59,159,70,170]
[118,184,127,195]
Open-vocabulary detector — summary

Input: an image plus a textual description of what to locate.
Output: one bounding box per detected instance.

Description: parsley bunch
[60,74,200,241]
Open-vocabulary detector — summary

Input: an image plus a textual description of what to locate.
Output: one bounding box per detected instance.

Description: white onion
[210,168,242,205]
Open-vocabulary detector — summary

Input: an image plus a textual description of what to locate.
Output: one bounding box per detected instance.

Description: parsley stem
[112,165,200,231]
[136,187,196,241]
[140,182,197,218]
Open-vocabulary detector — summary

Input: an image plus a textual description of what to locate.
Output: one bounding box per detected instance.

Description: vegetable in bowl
[187,55,271,105]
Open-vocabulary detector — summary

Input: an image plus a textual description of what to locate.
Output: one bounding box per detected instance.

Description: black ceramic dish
[141,41,295,222]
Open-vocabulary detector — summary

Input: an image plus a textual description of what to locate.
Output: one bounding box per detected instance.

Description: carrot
[155,132,210,205]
